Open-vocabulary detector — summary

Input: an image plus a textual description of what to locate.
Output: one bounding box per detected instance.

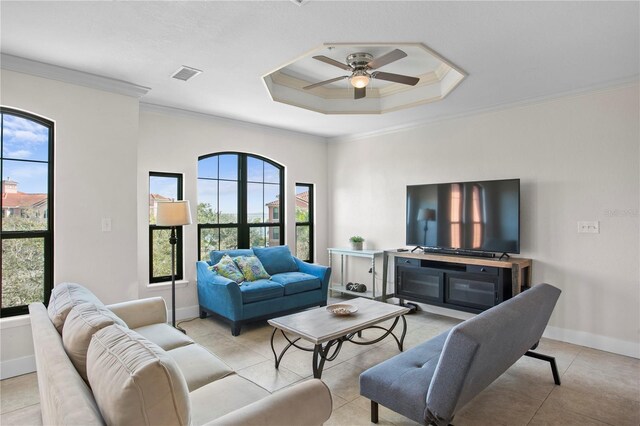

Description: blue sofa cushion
[270,272,321,295]
[210,249,254,266]
[239,279,284,304]
[252,246,298,275]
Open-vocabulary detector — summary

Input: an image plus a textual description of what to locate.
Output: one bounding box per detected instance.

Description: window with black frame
[295,183,314,262]
[1,108,54,317]
[149,172,184,283]
[197,153,284,260]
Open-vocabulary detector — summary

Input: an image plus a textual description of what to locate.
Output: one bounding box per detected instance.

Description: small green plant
[349,236,365,243]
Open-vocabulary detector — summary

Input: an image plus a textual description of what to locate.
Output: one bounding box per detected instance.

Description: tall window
[197,153,284,260]
[1,108,54,317]
[450,183,461,248]
[295,183,314,262]
[149,172,183,283]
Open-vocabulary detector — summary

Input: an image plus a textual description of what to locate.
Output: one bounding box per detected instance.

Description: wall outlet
[101,218,112,232]
[577,221,599,234]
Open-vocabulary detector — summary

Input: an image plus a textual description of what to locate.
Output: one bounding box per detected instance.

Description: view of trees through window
[1,109,53,316]
[295,183,313,262]
[149,173,183,282]
[198,153,284,260]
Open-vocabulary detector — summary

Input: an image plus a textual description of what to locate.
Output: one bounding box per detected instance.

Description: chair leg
[525,351,561,385]
[199,309,207,319]
[231,322,241,336]
[371,401,379,424]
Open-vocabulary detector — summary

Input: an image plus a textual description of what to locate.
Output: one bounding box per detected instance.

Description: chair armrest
[197,261,243,320]
[204,379,332,426]
[106,297,167,328]
[294,257,331,293]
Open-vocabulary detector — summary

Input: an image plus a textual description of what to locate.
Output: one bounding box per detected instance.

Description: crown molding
[0,53,150,98]
[329,76,640,143]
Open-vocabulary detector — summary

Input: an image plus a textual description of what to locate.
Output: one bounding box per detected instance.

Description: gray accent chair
[360,283,561,426]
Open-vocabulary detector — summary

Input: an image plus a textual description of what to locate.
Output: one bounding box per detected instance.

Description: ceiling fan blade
[367,49,407,69]
[312,55,352,71]
[354,86,366,100]
[372,71,420,86]
[303,75,348,90]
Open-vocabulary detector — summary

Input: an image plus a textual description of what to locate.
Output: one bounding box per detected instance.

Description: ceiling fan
[302,49,420,100]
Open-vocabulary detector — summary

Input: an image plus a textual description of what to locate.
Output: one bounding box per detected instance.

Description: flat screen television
[406,178,520,254]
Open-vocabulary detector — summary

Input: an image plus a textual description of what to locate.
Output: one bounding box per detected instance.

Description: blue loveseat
[196,245,331,335]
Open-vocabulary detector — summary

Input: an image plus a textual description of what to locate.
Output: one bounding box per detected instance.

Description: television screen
[406,179,520,254]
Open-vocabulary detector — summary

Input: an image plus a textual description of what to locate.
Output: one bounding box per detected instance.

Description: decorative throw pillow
[233,256,271,282]
[212,254,245,284]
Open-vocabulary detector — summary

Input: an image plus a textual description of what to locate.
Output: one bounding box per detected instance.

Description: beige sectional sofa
[29,283,332,425]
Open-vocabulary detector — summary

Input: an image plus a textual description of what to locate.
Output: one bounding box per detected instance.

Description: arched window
[1,107,54,317]
[197,153,284,260]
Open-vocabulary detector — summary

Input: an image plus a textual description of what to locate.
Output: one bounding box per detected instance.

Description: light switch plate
[577,221,599,234]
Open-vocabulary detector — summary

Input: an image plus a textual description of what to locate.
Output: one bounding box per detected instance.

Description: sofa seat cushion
[47,283,104,333]
[167,344,234,392]
[239,279,284,304]
[87,325,191,426]
[270,272,321,295]
[253,245,298,275]
[189,374,270,426]
[134,323,194,351]
[359,330,449,424]
[62,302,128,382]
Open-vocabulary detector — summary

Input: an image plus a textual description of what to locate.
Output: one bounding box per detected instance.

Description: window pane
[220,228,238,250]
[295,185,310,222]
[219,181,237,223]
[198,156,218,179]
[264,184,280,223]
[249,226,267,248]
[2,237,45,308]
[197,180,218,224]
[264,162,280,184]
[247,183,264,223]
[149,176,178,224]
[200,228,219,261]
[296,225,310,261]
[218,154,238,180]
[2,160,49,231]
[151,229,173,277]
[247,157,263,182]
[2,114,49,161]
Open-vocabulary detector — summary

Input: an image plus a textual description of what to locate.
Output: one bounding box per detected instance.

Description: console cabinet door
[445,274,499,310]
[396,266,443,303]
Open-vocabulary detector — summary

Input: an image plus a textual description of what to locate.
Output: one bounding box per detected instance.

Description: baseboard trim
[0,355,36,380]
[543,326,639,359]
[175,305,200,321]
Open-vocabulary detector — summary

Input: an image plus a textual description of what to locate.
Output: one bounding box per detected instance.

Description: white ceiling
[1,1,638,138]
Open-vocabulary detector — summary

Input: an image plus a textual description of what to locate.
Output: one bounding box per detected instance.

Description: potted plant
[349,236,364,251]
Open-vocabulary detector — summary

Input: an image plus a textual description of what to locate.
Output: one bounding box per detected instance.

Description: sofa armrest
[197,261,243,320]
[294,257,331,294]
[106,297,167,328]
[204,379,332,426]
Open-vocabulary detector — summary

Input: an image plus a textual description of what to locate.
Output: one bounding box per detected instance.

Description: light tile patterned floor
[2,298,639,425]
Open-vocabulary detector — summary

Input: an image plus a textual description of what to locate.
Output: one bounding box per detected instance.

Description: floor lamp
[156,200,192,332]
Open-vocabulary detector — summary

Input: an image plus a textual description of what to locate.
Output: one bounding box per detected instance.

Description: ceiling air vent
[171,66,202,81]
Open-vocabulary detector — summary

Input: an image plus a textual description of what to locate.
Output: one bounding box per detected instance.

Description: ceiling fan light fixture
[350,70,370,88]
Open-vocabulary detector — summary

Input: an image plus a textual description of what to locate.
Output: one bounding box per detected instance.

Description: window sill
[146,280,189,291]
[0,314,31,329]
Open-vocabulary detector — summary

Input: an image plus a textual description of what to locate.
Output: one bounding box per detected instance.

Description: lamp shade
[156,201,192,226]
[418,208,437,221]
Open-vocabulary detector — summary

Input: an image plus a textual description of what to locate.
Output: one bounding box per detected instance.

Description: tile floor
[1,298,639,426]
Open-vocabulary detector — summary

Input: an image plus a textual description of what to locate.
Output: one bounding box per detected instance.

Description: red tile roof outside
[2,192,47,209]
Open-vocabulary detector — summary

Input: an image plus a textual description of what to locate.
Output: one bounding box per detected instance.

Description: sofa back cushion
[62,303,127,382]
[48,283,104,333]
[87,325,190,426]
[253,245,298,275]
[426,283,561,424]
[210,249,254,266]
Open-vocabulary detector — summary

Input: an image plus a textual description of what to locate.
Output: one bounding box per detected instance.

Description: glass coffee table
[268,298,410,378]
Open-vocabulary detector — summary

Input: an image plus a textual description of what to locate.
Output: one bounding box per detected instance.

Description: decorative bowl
[326,304,358,316]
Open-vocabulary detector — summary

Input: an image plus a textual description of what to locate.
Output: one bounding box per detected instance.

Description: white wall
[136,107,328,318]
[328,83,640,358]
[0,70,140,378]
